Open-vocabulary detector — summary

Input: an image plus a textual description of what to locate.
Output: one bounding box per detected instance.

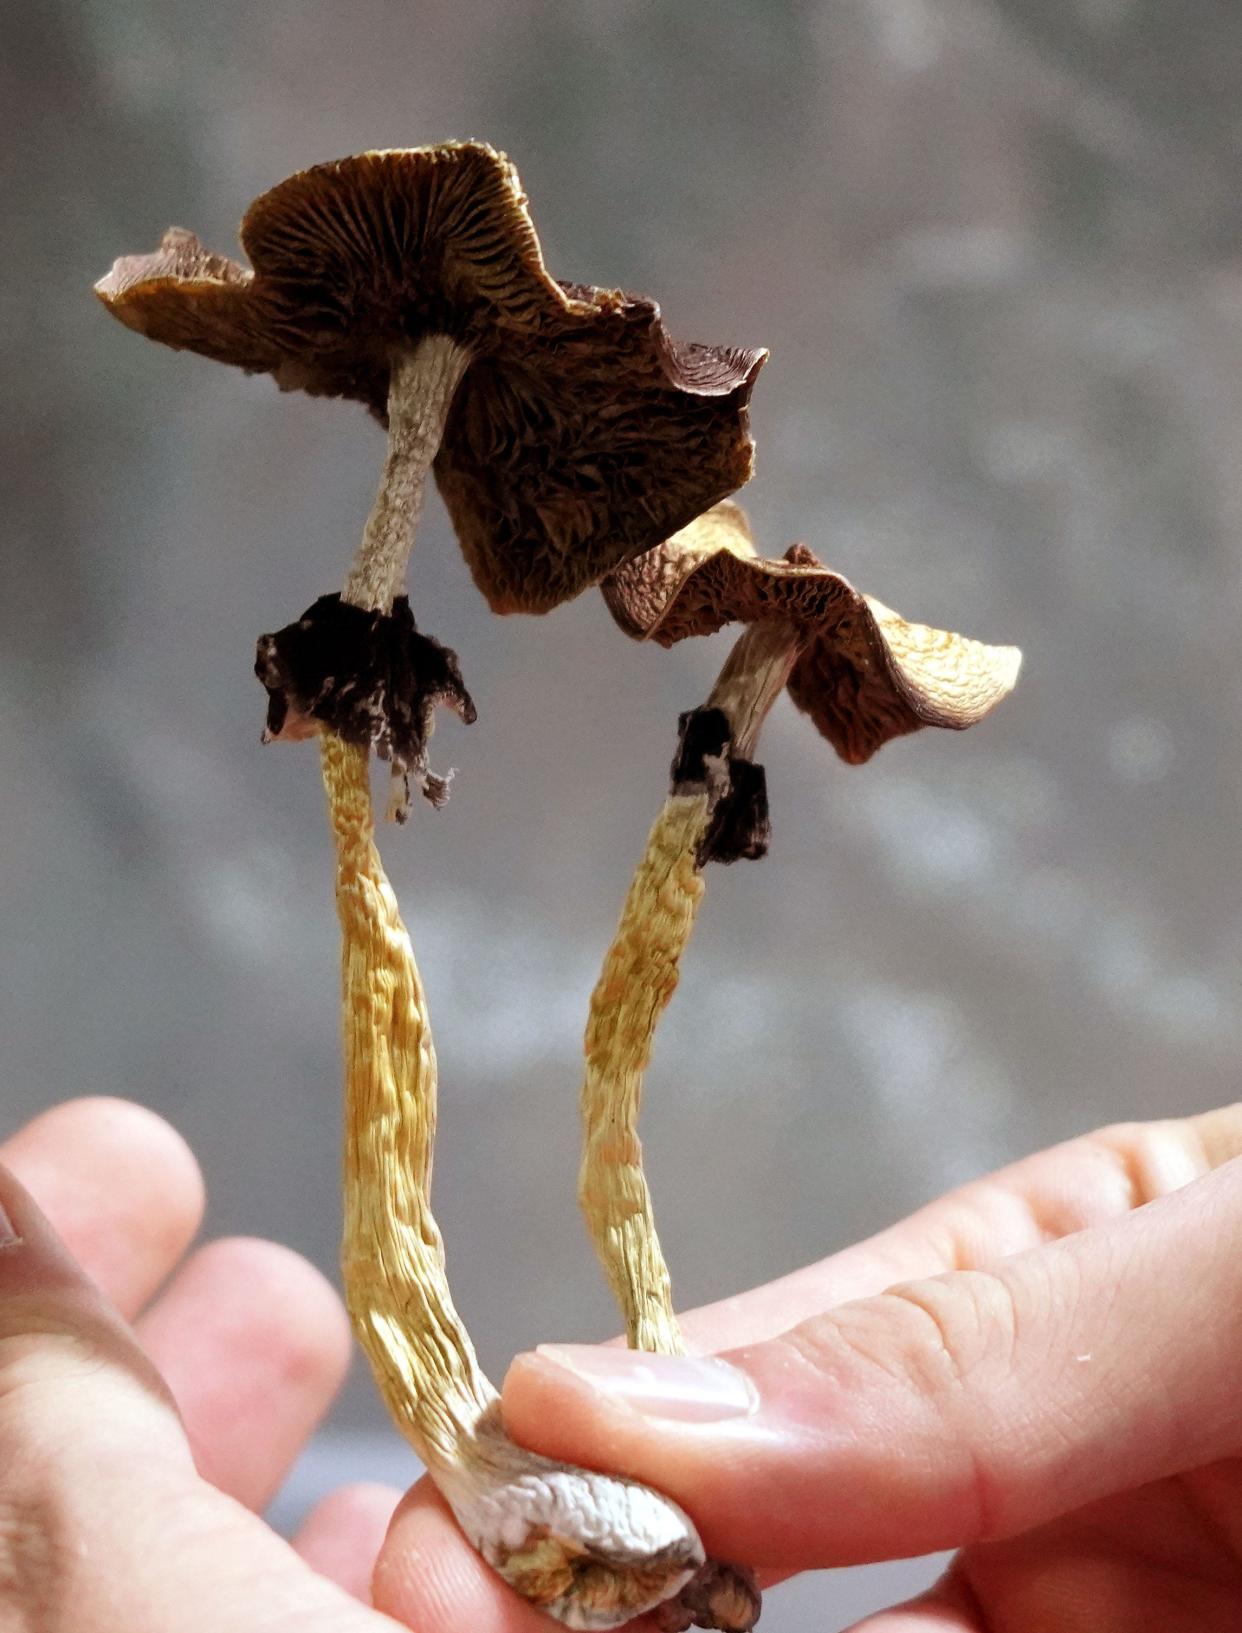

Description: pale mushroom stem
[322,732,711,1632]
[575,621,800,1633]
[579,617,801,1355]
[341,335,471,615]
[705,616,804,761]
[325,730,492,1466]
[580,793,706,1355]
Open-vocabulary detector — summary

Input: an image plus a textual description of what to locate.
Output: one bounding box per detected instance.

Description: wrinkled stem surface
[323,734,707,1630]
[325,731,493,1466]
[575,622,805,1630]
[580,794,712,1353]
[342,335,470,614]
[579,617,803,1355]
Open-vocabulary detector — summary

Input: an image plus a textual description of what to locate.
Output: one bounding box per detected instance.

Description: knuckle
[880,1269,1020,1400]
[779,1271,1022,1542]
[0,1323,106,1417]
[0,1306,177,1465]
[825,1268,1021,1405]
[1088,1116,1228,1208]
[1188,1103,1242,1170]
[0,1336,106,1483]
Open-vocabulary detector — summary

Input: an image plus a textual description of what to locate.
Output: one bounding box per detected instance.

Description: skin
[1,1098,1240,1632]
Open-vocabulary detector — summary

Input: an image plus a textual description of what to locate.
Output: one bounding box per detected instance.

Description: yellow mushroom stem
[575,619,802,1632]
[579,617,802,1352]
[580,790,708,1355]
[322,731,715,1632]
[342,334,471,615]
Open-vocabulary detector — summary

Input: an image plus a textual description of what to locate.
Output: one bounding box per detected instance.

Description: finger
[504,1158,1242,1570]
[136,1236,352,1510]
[676,1104,1242,1352]
[1,1097,204,1317]
[293,1482,402,1601]
[0,1167,388,1633]
[842,1568,982,1632]
[374,1476,788,1632]
[378,1109,1240,1626]
[373,1478,603,1633]
[0,1161,190,1482]
[845,1605,976,1633]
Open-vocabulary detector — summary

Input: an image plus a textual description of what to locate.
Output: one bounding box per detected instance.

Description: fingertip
[138,1235,352,1508]
[180,1236,352,1398]
[502,1348,783,1576]
[12,1096,206,1217]
[143,1232,352,1403]
[502,1347,668,1500]
[374,1477,558,1633]
[3,1097,205,1308]
[293,1481,402,1600]
[500,1348,573,1453]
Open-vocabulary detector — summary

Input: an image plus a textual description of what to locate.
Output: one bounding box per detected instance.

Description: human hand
[10,1097,1241,1633]
[378,1105,1242,1631]
[0,1095,443,1632]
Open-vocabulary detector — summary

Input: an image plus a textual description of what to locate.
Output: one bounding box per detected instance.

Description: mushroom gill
[603,501,1021,766]
[97,145,766,816]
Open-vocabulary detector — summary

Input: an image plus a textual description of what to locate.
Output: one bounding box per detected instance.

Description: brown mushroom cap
[603,502,1022,764]
[95,143,766,616]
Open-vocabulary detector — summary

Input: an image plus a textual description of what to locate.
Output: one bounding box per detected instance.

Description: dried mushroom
[323,735,714,1631]
[94,137,1024,1633]
[578,516,1021,1626]
[580,621,807,1356]
[582,505,1020,1330]
[95,142,770,1631]
[96,143,765,814]
[577,509,1018,1312]
[604,499,1021,772]
[575,623,813,1633]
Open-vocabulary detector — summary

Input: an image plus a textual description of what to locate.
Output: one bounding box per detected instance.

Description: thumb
[503,1159,1242,1570]
[0,1161,189,1480]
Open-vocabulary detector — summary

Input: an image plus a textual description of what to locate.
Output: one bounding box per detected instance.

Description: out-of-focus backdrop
[4,1,1241,1625]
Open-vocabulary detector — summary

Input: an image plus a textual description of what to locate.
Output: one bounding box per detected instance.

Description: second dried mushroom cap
[96,142,766,616]
[604,502,1022,763]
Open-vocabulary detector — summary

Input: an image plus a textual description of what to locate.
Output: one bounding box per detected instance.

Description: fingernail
[0,1199,20,1250]
[535,1345,758,1423]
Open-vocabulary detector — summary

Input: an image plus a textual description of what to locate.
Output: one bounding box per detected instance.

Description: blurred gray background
[3,1,1241,1626]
